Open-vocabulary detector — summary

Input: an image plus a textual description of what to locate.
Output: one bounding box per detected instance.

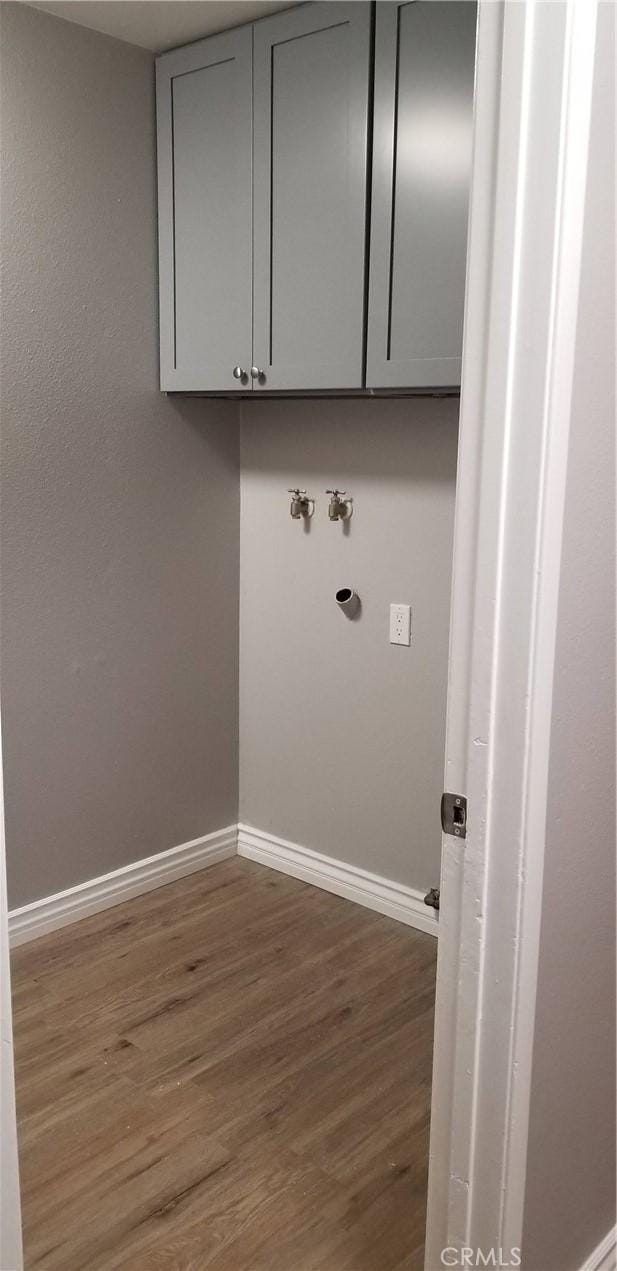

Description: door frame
[0,1,600,1267]
[0,712,22,1271]
[425,0,599,1265]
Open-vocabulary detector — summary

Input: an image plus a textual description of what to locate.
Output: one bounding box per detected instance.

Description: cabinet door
[252,3,371,392]
[367,1,477,389]
[156,28,253,391]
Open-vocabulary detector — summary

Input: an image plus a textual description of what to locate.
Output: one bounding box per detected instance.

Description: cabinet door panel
[252,3,371,391]
[367,1,477,389]
[157,29,252,391]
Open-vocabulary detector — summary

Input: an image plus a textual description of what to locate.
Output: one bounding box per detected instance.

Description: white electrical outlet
[389,603,411,646]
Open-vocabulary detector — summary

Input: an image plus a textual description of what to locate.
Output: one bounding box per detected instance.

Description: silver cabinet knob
[233,366,246,380]
[250,366,264,380]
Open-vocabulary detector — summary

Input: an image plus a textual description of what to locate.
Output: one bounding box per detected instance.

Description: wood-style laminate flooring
[11,858,437,1270]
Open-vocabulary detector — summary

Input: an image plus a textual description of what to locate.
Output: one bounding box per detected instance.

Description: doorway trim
[425,0,599,1265]
[0,715,22,1270]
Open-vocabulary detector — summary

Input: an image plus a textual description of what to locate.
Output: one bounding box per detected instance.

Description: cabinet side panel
[156,61,175,386]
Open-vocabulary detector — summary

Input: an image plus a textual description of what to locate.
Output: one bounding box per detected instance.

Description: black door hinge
[441,792,467,839]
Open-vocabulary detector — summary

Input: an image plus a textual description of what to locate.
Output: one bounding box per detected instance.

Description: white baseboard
[580,1228,617,1271]
[9,821,438,948]
[8,825,237,948]
[237,823,439,938]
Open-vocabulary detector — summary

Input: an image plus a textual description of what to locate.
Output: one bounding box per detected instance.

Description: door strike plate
[441,792,467,838]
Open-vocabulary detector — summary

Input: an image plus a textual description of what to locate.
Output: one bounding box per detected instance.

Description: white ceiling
[25,1,297,53]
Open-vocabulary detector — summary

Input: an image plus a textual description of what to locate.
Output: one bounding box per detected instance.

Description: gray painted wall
[239,398,458,889]
[522,6,616,1267]
[0,3,239,909]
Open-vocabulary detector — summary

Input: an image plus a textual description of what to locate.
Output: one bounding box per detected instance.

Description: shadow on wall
[165,396,239,455]
[240,395,460,486]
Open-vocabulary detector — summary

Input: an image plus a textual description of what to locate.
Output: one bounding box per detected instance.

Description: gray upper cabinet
[366,1,477,390]
[251,3,371,392]
[156,2,476,394]
[156,28,253,391]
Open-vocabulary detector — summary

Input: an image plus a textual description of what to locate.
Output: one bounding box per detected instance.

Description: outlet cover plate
[389,603,411,646]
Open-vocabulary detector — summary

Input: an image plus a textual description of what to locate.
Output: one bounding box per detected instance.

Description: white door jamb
[0,715,23,1271]
[425,0,599,1265]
